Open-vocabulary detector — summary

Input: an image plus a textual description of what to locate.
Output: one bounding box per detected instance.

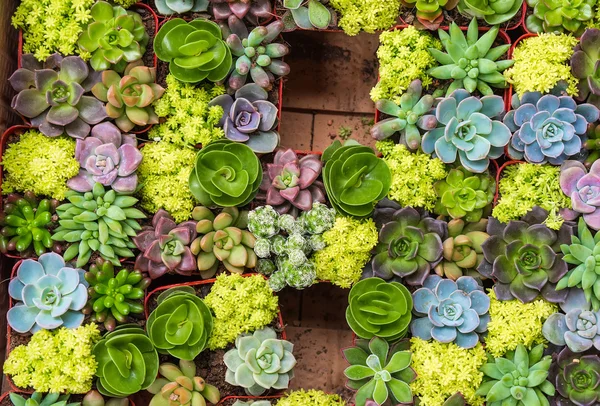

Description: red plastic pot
[218,395,283,405]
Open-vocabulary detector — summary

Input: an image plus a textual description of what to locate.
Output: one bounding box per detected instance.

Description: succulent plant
[190,206,257,278]
[133,210,198,280]
[147,359,220,406]
[209,83,280,153]
[9,54,106,139]
[77,2,149,72]
[550,347,600,406]
[478,206,573,303]
[232,401,271,406]
[372,207,446,285]
[476,344,555,405]
[81,391,129,406]
[505,92,600,165]
[571,28,600,110]
[156,0,209,15]
[52,182,145,267]
[224,327,297,396]
[210,0,272,23]
[82,258,150,332]
[155,18,232,83]
[400,0,460,29]
[582,123,600,168]
[226,20,290,91]
[370,80,438,151]
[0,192,60,257]
[343,337,415,406]
[434,167,495,222]
[259,149,326,216]
[457,0,524,24]
[525,0,596,36]
[94,325,159,397]
[411,274,490,348]
[421,89,510,173]
[346,277,413,342]
[561,160,600,230]
[189,139,262,208]
[9,392,78,406]
[7,252,88,333]
[427,20,514,96]
[147,286,213,360]
[435,218,489,280]
[92,62,165,132]
[322,140,392,218]
[67,122,143,193]
[280,0,333,31]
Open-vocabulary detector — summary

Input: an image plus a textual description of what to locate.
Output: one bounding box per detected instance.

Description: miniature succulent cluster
[211,0,272,23]
[526,0,596,35]
[458,0,523,24]
[435,219,489,280]
[401,0,458,29]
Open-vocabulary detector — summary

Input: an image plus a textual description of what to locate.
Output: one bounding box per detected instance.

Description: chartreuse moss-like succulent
[147,286,213,360]
[551,347,600,405]
[476,344,555,405]
[458,0,523,24]
[276,390,345,405]
[53,183,145,267]
[346,277,413,342]
[156,0,209,15]
[8,252,88,334]
[526,0,595,35]
[83,258,150,331]
[329,0,401,36]
[77,1,149,72]
[401,0,459,29]
[224,327,297,396]
[435,219,489,280]
[9,392,78,406]
[571,28,600,109]
[147,359,220,406]
[343,337,415,406]
[155,18,232,83]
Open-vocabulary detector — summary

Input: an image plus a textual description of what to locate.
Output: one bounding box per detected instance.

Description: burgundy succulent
[550,347,600,406]
[210,0,271,23]
[67,122,142,193]
[133,210,198,279]
[260,149,326,215]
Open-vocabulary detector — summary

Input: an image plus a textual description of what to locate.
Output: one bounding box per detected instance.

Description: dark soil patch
[400,5,523,31]
[135,5,157,69]
[156,60,169,89]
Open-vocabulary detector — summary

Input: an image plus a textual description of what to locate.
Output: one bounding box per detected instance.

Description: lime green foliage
[329,0,401,36]
[2,130,79,200]
[204,273,279,350]
[137,142,197,223]
[150,74,227,147]
[12,0,94,61]
[112,0,139,7]
[313,216,378,288]
[410,337,487,406]
[504,33,579,97]
[485,290,558,357]
[493,163,571,230]
[276,390,346,406]
[4,324,101,393]
[377,141,447,211]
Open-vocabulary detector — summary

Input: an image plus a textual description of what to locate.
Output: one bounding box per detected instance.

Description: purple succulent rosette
[209,83,280,153]
[209,0,271,24]
[133,210,198,279]
[67,122,142,194]
[478,206,574,303]
[571,28,600,109]
[505,92,600,164]
[411,275,490,348]
[560,160,600,230]
[549,346,600,406]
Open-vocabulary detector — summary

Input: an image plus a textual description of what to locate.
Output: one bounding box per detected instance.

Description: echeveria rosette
[343,337,415,406]
[8,54,106,139]
[147,287,213,361]
[400,0,460,29]
[154,18,232,83]
[155,0,209,15]
[421,90,510,173]
[550,347,600,406]
[209,83,280,153]
[505,92,600,165]
[94,325,159,397]
[259,149,326,216]
[476,344,555,406]
[457,0,524,24]
[224,327,296,396]
[210,0,272,23]
[571,28,600,109]
[426,20,514,96]
[67,122,142,194]
[346,277,413,342]
[560,160,600,230]
[372,207,446,286]
[478,207,574,303]
[280,0,333,31]
[411,275,490,348]
[7,252,88,334]
[77,1,149,73]
[370,79,438,151]
[525,0,595,36]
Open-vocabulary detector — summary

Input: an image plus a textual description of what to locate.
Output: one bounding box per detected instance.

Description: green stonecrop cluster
[137,142,197,223]
[329,0,401,36]
[493,163,572,230]
[276,390,346,405]
[4,324,101,393]
[370,27,442,103]
[111,0,139,8]
[12,0,95,61]
[150,74,227,147]
[203,273,279,350]
[2,130,79,200]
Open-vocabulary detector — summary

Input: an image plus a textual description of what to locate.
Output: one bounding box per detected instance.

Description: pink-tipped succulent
[260,149,326,216]
[560,160,600,230]
[67,122,142,193]
[133,210,198,279]
[210,0,271,23]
